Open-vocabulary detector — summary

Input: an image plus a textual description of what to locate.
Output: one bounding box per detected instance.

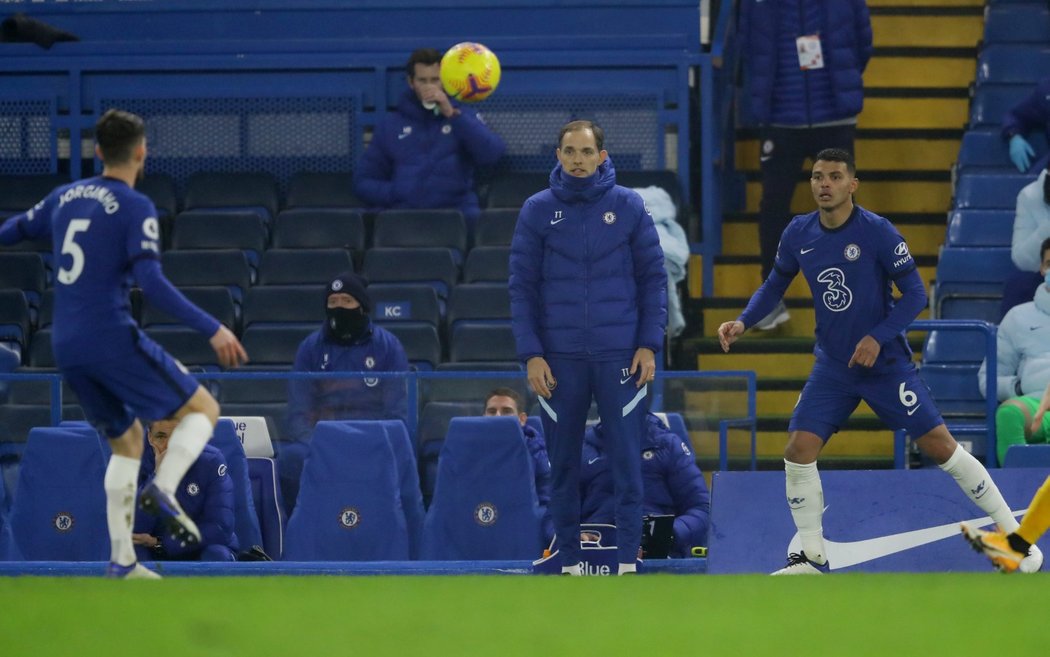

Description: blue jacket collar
[549,157,617,204]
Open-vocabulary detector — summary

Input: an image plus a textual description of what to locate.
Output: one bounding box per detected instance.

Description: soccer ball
[440,42,501,103]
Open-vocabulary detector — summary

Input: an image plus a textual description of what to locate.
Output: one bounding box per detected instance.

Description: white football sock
[153,412,212,495]
[104,454,140,566]
[939,444,1020,533]
[785,459,827,564]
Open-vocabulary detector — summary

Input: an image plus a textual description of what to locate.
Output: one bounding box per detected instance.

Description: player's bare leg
[104,419,160,579]
[773,431,831,574]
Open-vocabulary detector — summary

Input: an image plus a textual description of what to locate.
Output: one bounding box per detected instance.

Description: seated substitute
[353,47,506,229]
[282,272,410,511]
[1001,166,1050,318]
[1003,76,1050,174]
[483,387,554,544]
[980,238,1050,465]
[580,412,710,557]
[132,418,238,562]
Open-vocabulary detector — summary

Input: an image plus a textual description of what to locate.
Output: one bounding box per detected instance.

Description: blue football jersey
[773,205,917,372]
[18,176,161,365]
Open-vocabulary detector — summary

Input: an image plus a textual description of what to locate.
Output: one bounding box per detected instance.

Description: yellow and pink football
[440,42,501,103]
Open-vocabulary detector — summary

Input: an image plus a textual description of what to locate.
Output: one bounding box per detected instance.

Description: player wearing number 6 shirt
[717,148,1042,574]
[0,109,248,579]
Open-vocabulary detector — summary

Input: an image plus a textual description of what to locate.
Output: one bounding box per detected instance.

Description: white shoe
[561,563,582,576]
[754,301,789,331]
[771,551,830,575]
[106,562,161,579]
[1020,543,1043,574]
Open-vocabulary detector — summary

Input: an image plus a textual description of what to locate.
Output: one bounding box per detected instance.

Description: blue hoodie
[509,158,667,361]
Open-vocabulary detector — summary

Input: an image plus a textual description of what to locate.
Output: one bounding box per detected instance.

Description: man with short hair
[718,148,1042,574]
[0,109,248,579]
[483,387,553,544]
[510,119,667,575]
[979,238,1050,465]
[354,47,505,229]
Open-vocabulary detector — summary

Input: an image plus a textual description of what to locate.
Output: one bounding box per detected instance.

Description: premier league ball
[440,42,501,103]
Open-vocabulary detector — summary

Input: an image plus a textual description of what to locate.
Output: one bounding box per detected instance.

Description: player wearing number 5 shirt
[717,148,1042,575]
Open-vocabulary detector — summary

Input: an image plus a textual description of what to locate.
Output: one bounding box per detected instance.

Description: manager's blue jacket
[509,158,667,361]
[739,0,872,126]
[580,413,710,556]
[354,88,505,223]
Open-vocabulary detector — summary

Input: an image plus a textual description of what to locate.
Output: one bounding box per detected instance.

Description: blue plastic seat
[283,421,409,561]
[140,286,238,333]
[247,456,286,559]
[375,322,441,370]
[172,210,268,266]
[27,328,54,368]
[956,130,1013,172]
[977,46,1050,85]
[184,172,279,223]
[8,427,108,560]
[421,416,544,560]
[937,297,1003,323]
[373,210,468,264]
[1002,444,1050,468]
[0,253,47,305]
[935,246,1014,298]
[257,248,354,286]
[137,173,178,221]
[271,208,365,256]
[363,247,459,301]
[417,401,483,504]
[463,246,510,284]
[369,283,442,327]
[242,285,325,328]
[485,171,549,209]
[0,174,67,214]
[919,363,985,416]
[954,173,1036,210]
[446,283,511,339]
[448,322,517,363]
[162,250,253,301]
[969,84,1032,128]
[286,172,361,209]
[475,209,519,247]
[239,325,315,367]
[946,210,1014,247]
[0,290,30,348]
[984,6,1050,44]
[144,326,220,369]
[922,330,990,365]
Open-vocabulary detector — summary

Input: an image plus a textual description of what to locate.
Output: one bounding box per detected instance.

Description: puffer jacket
[740,0,872,125]
[509,158,667,361]
[979,285,1050,401]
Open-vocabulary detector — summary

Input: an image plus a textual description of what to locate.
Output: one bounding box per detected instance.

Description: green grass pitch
[0,573,1041,656]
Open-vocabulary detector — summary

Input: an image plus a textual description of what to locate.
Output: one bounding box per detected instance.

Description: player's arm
[0,194,55,246]
[509,201,554,398]
[629,196,668,385]
[721,232,799,351]
[1031,381,1050,431]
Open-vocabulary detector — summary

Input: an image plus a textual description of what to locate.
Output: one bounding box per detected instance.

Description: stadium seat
[219,369,288,408]
[257,248,354,286]
[242,286,325,328]
[953,173,1035,210]
[184,172,279,222]
[162,250,253,300]
[137,173,178,220]
[140,286,238,333]
[417,401,483,502]
[247,456,286,559]
[919,363,985,416]
[922,330,990,365]
[421,416,544,560]
[376,322,441,370]
[475,208,519,247]
[359,420,425,559]
[0,253,47,303]
[1002,444,1050,468]
[286,172,362,209]
[363,247,459,300]
[271,208,365,257]
[0,290,30,347]
[0,341,19,372]
[221,415,277,458]
[144,326,220,369]
[955,130,1028,173]
[969,84,1032,128]
[984,5,1050,44]
[210,419,264,551]
[8,427,108,560]
[935,247,1015,296]
[0,404,53,447]
[372,210,468,263]
[171,210,268,263]
[463,246,510,284]
[27,328,54,368]
[0,174,67,214]
[937,297,1002,323]
[977,46,1050,85]
[219,403,288,444]
[283,421,410,561]
[240,325,315,367]
[448,323,517,363]
[368,283,442,327]
[486,171,548,209]
[946,210,1014,247]
[446,283,511,338]
[37,288,54,329]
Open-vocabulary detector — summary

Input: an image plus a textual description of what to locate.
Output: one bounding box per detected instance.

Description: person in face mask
[979,238,1050,466]
[1001,164,1050,318]
[280,271,410,513]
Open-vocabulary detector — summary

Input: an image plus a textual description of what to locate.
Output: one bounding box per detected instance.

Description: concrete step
[864,54,975,89]
[736,136,961,173]
[870,13,982,48]
[861,94,969,130]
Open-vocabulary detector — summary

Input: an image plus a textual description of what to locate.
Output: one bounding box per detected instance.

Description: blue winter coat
[354,88,505,223]
[739,0,872,126]
[523,424,555,544]
[509,158,667,361]
[134,445,239,559]
[1002,77,1050,141]
[580,413,710,557]
[286,321,410,442]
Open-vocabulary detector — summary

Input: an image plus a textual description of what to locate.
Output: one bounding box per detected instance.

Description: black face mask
[326,306,369,344]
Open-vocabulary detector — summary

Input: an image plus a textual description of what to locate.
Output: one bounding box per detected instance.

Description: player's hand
[717,321,745,353]
[527,356,556,400]
[848,335,881,368]
[210,325,249,369]
[1032,381,1050,432]
[630,347,656,388]
[419,86,455,117]
[132,533,159,547]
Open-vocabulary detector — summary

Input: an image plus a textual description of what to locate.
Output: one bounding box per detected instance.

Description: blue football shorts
[61,331,201,439]
[789,359,944,441]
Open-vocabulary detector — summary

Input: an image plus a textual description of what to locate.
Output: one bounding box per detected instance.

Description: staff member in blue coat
[739,0,872,330]
[133,418,238,561]
[354,47,506,230]
[1002,76,1050,174]
[581,413,710,557]
[509,120,667,575]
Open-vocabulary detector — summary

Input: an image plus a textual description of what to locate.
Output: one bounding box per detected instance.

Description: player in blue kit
[0,109,248,579]
[717,148,1043,574]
